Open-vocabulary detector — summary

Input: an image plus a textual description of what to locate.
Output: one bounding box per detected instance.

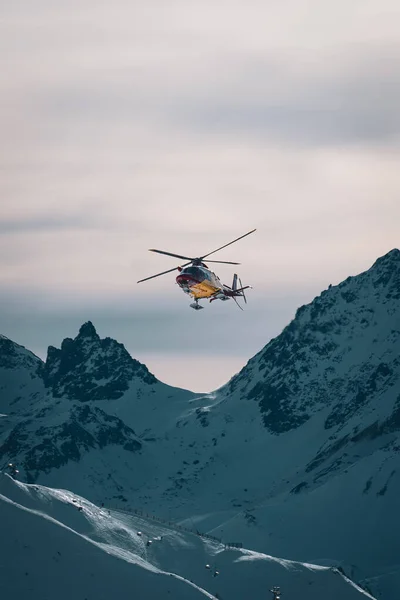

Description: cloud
[3,1,400,148]
[1,0,399,389]
[0,214,105,235]
[11,40,400,147]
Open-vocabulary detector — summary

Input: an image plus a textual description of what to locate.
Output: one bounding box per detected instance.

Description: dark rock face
[323,362,397,430]
[0,335,43,373]
[371,248,400,299]
[42,322,157,401]
[246,378,309,433]
[0,404,142,482]
[0,336,46,415]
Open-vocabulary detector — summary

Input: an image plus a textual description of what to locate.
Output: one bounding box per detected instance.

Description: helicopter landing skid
[190,301,204,310]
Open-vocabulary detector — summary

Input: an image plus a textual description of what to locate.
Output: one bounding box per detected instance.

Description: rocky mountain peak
[77,321,99,340]
[373,247,399,266]
[42,323,157,402]
[369,248,400,299]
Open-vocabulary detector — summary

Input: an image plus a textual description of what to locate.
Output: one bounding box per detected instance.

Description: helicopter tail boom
[233,285,251,294]
[226,273,250,296]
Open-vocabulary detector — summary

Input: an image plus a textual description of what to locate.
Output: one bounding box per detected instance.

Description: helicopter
[137,229,256,310]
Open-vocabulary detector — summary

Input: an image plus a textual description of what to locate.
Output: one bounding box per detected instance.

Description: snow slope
[0,473,376,600]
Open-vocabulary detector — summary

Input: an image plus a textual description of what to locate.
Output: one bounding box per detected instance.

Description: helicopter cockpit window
[183,266,202,277]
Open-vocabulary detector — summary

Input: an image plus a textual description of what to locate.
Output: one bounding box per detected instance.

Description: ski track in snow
[237,548,328,571]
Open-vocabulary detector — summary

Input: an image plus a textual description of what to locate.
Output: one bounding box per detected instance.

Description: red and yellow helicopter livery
[138,229,256,310]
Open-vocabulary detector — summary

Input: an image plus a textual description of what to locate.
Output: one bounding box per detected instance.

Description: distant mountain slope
[0,474,377,600]
[227,247,400,434]
[0,334,45,415]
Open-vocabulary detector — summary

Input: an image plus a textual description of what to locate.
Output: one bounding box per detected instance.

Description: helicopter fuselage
[176,265,222,299]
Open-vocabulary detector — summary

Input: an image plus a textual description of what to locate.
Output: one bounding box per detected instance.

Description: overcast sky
[1,0,399,391]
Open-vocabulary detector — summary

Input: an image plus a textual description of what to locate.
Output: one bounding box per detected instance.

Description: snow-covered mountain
[0,248,399,598]
[0,321,195,491]
[0,473,377,600]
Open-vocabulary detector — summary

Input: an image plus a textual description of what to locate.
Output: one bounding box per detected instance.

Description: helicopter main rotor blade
[205,260,241,265]
[149,249,193,261]
[201,228,256,259]
[137,262,191,283]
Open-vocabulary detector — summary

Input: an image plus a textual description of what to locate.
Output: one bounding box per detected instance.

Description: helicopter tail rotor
[239,277,247,304]
[230,275,251,309]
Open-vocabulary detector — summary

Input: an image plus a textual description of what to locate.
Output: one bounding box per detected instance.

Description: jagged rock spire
[77,321,99,339]
[43,322,157,401]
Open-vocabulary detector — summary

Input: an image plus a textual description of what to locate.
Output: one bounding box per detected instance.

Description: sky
[1,0,399,392]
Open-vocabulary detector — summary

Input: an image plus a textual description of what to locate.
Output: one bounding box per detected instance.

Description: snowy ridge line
[0,478,219,600]
[0,489,158,573]
[1,471,225,545]
[237,550,377,599]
